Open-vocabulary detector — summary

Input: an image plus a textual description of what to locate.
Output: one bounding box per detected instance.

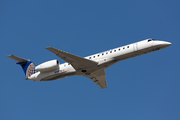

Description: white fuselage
[28,39,171,81]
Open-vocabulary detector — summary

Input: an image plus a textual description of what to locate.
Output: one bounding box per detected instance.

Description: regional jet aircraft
[8,39,171,89]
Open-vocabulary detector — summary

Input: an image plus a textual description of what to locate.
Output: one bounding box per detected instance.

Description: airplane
[7,39,171,89]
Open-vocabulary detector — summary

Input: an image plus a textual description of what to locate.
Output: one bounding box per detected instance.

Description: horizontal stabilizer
[7,55,36,77]
[7,55,29,63]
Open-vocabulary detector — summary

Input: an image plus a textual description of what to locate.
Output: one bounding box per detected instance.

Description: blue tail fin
[17,61,37,77]
[7,55,37,78]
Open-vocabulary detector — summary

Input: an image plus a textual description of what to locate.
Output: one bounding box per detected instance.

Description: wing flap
[46,47,98,70]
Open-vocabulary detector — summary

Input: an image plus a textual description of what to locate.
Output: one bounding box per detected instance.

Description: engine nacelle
[35,60,59,72]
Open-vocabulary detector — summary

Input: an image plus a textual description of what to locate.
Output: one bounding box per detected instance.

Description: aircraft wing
[46,47,98,70]
[84,69,107,89]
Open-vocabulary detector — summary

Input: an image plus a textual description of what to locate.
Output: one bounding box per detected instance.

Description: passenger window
[89,57,91,59]
[110,51,112,53]
[106,52,108,54]
[123,47,125,49]
[119,48,120,51]
[114,50,116,52]
[127,46,129,48]
[102,53,104,55]
[93,56,95,58]
[98,55,99,57]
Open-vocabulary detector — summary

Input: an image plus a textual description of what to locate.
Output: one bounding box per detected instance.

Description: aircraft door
[133,43,138,51]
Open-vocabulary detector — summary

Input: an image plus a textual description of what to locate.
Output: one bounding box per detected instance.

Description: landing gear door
[133,43,138,51]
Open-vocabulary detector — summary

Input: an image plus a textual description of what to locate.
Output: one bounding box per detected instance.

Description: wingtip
[46,47,61,51]
[45,46,52,49]
[7,55,14,57]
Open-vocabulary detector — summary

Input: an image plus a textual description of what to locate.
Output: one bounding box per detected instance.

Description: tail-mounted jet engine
[35,60,59,72]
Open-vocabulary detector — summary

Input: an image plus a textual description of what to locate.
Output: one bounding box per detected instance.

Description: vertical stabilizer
[7,55,37,78]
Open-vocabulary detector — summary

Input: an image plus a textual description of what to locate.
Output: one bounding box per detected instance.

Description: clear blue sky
[1,0,179,120]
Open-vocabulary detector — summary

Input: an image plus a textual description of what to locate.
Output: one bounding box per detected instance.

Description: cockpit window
[148,39,153,42]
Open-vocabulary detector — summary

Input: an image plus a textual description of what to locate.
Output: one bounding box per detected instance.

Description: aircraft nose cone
[164,41,172,46]
[153,41,172,48]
